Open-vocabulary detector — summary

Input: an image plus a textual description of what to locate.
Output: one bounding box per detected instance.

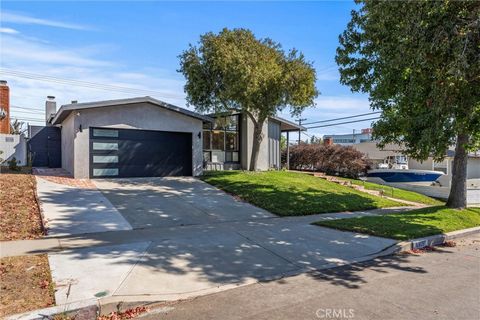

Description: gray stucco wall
[61,112,75,175]
[63,102,203,179]
[268,120,281,169]
[240,115,272,171]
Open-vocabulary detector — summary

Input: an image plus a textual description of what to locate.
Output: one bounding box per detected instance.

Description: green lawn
[201,171,404,216]
[338,177,444,206]
[314,206,480,240]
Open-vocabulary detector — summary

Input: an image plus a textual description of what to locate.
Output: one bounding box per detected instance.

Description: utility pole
[297,118,307,145]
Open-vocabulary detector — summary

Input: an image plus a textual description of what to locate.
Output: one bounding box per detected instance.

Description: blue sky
[1,1,373,138]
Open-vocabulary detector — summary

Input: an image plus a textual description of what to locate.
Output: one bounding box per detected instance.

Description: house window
[226,131,238,151]
[203,114,240,163]
[203,131,211,150]
[212,131,225,150]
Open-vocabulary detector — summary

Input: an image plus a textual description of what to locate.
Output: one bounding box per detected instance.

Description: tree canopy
[336,0,480,207]
[179,28,318,170]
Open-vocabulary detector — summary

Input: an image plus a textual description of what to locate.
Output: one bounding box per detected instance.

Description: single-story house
[42,96,302,179]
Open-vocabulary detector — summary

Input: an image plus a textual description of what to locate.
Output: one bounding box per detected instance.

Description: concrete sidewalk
[44,222,396,305]
[0,207,413,258]
[1,209,407,309]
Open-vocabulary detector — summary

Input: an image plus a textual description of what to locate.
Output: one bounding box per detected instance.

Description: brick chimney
[0,80,10,134]
[324,137,333,146]
[45,96,56,126]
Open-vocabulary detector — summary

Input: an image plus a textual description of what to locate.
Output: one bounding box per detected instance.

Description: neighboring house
[323,128,374,146]
[0,133,27,165]
[0,80,10,134]
[0,80,28,166]
[38,96,302,179]
[353,141,480,187]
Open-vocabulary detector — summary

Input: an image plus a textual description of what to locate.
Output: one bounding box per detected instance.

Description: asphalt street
[143,235,480,320]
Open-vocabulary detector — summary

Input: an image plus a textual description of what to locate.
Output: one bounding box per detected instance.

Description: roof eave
[50,96,214,125]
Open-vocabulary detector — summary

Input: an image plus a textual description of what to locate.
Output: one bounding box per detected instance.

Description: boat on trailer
[367,169,444,184]
[366,155,444,185]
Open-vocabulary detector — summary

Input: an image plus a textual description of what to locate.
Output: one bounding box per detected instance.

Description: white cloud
[1,11,92,30]
[1,33,187,125]
[1,35,113,67]
[0,27,19,34]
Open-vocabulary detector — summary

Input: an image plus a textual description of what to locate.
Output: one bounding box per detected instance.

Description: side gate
[28,126,61,168]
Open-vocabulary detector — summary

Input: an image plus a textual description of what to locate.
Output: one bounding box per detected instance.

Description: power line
[0,68,185,100]
[301,131,311,138]
[303,111,381,126]
[11,110,44,115]
[305,117,380,129]
[10,116,45,122]
[11,105,44,112]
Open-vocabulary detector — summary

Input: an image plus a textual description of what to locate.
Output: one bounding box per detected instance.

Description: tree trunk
[446,133,469,209]
[249,120,265,171]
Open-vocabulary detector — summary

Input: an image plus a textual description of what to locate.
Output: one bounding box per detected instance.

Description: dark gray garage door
[89,127,192,178]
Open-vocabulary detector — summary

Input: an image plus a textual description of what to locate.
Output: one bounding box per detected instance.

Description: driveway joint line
[111,241,154,297]
[233,230,302,269]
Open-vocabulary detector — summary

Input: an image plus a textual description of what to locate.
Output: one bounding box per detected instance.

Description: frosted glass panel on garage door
[93,142,118,150]
[93,155,119,163]
[93,168,119,176]
[93,129,119,137]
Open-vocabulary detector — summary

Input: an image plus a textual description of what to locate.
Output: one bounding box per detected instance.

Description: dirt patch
[0,172,45,240]
[0,254,55,317]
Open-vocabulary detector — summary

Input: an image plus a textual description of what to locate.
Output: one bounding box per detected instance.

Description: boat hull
[366,169,444,183]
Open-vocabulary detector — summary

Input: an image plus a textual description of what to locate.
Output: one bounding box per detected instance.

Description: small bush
[7,157,20,171]
[282,144,370,178]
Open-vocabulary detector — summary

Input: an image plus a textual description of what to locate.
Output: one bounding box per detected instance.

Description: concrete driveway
[36,176,132,236]
[21,175,405,313]
[94,177,274,228]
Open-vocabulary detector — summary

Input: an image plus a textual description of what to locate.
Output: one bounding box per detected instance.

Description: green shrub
[7,157,20,171]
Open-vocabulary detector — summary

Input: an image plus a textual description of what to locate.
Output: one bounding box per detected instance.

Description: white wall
[408,158,434,170]
[63,103,204,179]
[0,133,27,166]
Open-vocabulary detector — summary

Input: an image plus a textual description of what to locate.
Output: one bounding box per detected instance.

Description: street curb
[371,226,480,257]
[6,299,98,320]
[32,175,48,236]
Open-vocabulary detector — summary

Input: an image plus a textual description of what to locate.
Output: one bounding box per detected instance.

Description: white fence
[381,179,480,206]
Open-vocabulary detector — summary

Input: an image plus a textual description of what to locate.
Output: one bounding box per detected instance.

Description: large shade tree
[336,0,480,208]
[179,28,318,170]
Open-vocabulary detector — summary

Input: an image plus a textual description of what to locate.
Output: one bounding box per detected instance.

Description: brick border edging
[372,226,480,257]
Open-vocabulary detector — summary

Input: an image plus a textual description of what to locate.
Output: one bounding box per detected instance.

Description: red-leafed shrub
[282,144,370,178]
